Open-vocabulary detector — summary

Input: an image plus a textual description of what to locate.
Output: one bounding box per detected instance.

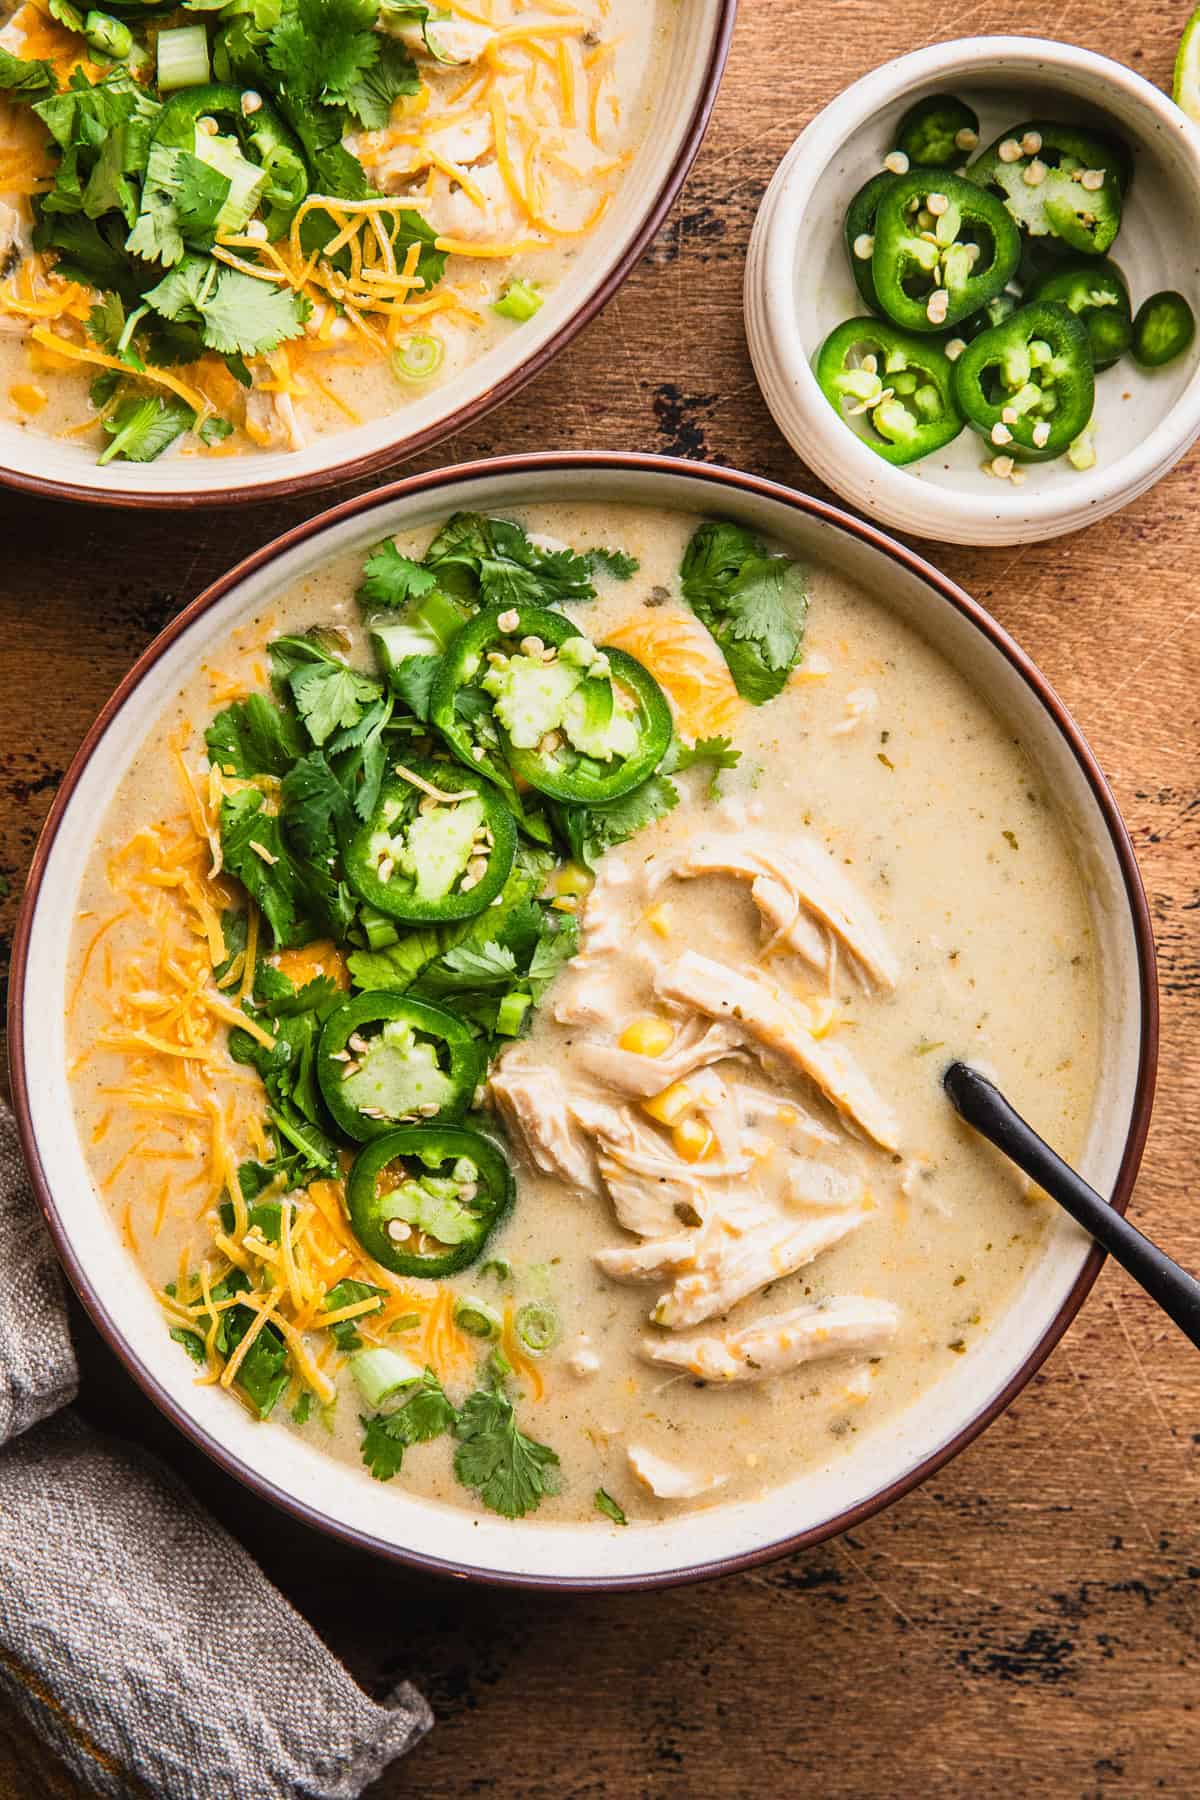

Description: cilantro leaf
[126,146,231,266]
[169,1325,207,1365]
[347,928,444,992]
[145,254,309,356]
[389,653,440,723]
[555,773,679,870]
[360,1368,457,1481]
[527,915,579,1000]
[98,394,195,465]
[422,942,519,990]
[666,733,741,775]
[680,522,809,705]
[86,292,127,354]
[279,750,354,860]
[219,788,313,947]
[323,1277,384,1351]
[588,547,639,581]
[269,0,380,110]
[453,1384,560,1519]
[33,211,134,293]
[288,660,383,745]
[424,512,596,608]
[594,1488,628,1526]
[205,693,306,777]
[0,45,56,102]
[342,35,419,129]
[357,539,439,609]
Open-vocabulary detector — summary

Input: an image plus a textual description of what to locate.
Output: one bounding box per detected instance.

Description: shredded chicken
[575,1020,742,1098]
[654,951,901,1152]
[640,1296,900,1383]
[785,1157,867,1211]
[652,1206,872,1330]
[594,1234,700,1283]
[487,1065,601,1194]
[245,390,307,453]
[669,829,900,991]
[627,1445,728,1502]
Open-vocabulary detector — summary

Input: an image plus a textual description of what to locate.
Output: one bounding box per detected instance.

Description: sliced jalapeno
[342,758,516,924]
[952,299,1095,462]
[153,82,308,223]
[844,171,897,312]
[872,171,1021,334]
[967,121,1128,256]
[1029,260,1132,370]
[894,94,980,169]
[1131,290,1196,368]
[962,289,1020,342]
[347,1125,513,1278]
[816,317,964,465]
[430,606,672,806]
[318,992,482,1142]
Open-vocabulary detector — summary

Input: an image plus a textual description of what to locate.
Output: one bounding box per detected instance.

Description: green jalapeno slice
[894,94,980,169]
[1029,260,1133,370]
[816,317,964,465]
[346,1125,513,1278]
[843,171,898,312]
[342,758,516,924]
[318,992,482,1142]
[967,121,1128,256]
[872,171,1021,334]
[952,299,1095,461]
[1131,290,1196,369]
[430,606,672,806]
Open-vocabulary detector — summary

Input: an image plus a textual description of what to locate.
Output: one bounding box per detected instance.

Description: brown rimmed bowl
[9,452,1157,1588]
[0,3,735,510]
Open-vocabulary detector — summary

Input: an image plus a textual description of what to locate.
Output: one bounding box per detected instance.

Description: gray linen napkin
[0,1104,432,1800]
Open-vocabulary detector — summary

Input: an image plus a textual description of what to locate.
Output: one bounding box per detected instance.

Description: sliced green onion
[391,333,444,382]
[480,1257,513,1284]
[492,279,543,322]
[388,1311,422,1334]
[48,0,85,33]
[515,1301,559,1355]
[496,991,532,1037]
[157,24,211,91]
[453,1296,502,1339]
[349,1346,423,1409]
[360,905,400,951]
[85,10,131,57]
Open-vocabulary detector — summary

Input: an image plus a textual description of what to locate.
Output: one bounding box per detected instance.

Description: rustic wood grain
[2,1,1199,1794]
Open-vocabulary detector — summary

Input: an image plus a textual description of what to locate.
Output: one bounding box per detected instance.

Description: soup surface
[67,501,1100,1526]
[0,0,669,463]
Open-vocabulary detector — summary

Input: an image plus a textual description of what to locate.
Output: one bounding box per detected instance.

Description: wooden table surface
[2,2,1199,1794]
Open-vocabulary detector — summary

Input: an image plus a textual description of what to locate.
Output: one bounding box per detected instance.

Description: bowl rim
[0,3,737,512]
[748,33,1200,541]
[8,449,1160,1589]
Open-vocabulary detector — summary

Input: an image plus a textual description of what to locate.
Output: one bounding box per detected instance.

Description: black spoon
[943,1061,1200,1351]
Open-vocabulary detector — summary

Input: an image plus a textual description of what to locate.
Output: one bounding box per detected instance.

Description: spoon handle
[944,1062,1200,1352]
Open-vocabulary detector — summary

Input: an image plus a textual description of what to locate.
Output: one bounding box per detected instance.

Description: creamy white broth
[0,0,670,458]
[66,501,1098,1525]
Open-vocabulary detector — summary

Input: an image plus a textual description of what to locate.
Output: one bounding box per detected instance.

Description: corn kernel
[619,1016,676,1057]
[9,382,47,415]
[673,1117,714,1162]
[554,863,593,898]
[644,902,674,938]
[642,1081,694,1127]
[550,895,578,913]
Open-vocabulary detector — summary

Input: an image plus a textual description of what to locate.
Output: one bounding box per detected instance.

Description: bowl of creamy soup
[0,0,734,505]
[11,452,1156,1587]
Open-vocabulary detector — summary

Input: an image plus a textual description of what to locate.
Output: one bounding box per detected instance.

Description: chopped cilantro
[680,521,810,704]
[357,539,439,609]
[588,547,639,581]
[169,1325,207,1365]
[98,394,195,465]
[424,511,596,608]
[555,773,679,870]
[359,1368,457,1481]
[0,45,57,103]
[453,1382,560,1519]
[288,659,383,745]
[323,1277,384,1351]
[594,1488,628,1526]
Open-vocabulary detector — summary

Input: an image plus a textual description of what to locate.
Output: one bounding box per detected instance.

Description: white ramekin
[745,36,1200,546]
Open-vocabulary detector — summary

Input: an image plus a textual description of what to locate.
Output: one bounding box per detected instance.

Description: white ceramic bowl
[0,3,734,509]
[11,453,1157,1588]
[745,36,1200,546]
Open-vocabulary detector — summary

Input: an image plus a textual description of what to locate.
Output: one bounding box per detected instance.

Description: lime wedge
[1174,6,1200,121]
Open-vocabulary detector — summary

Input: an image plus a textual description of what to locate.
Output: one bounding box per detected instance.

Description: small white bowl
[11,453,1157,1588]
[745,36,1200,546]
